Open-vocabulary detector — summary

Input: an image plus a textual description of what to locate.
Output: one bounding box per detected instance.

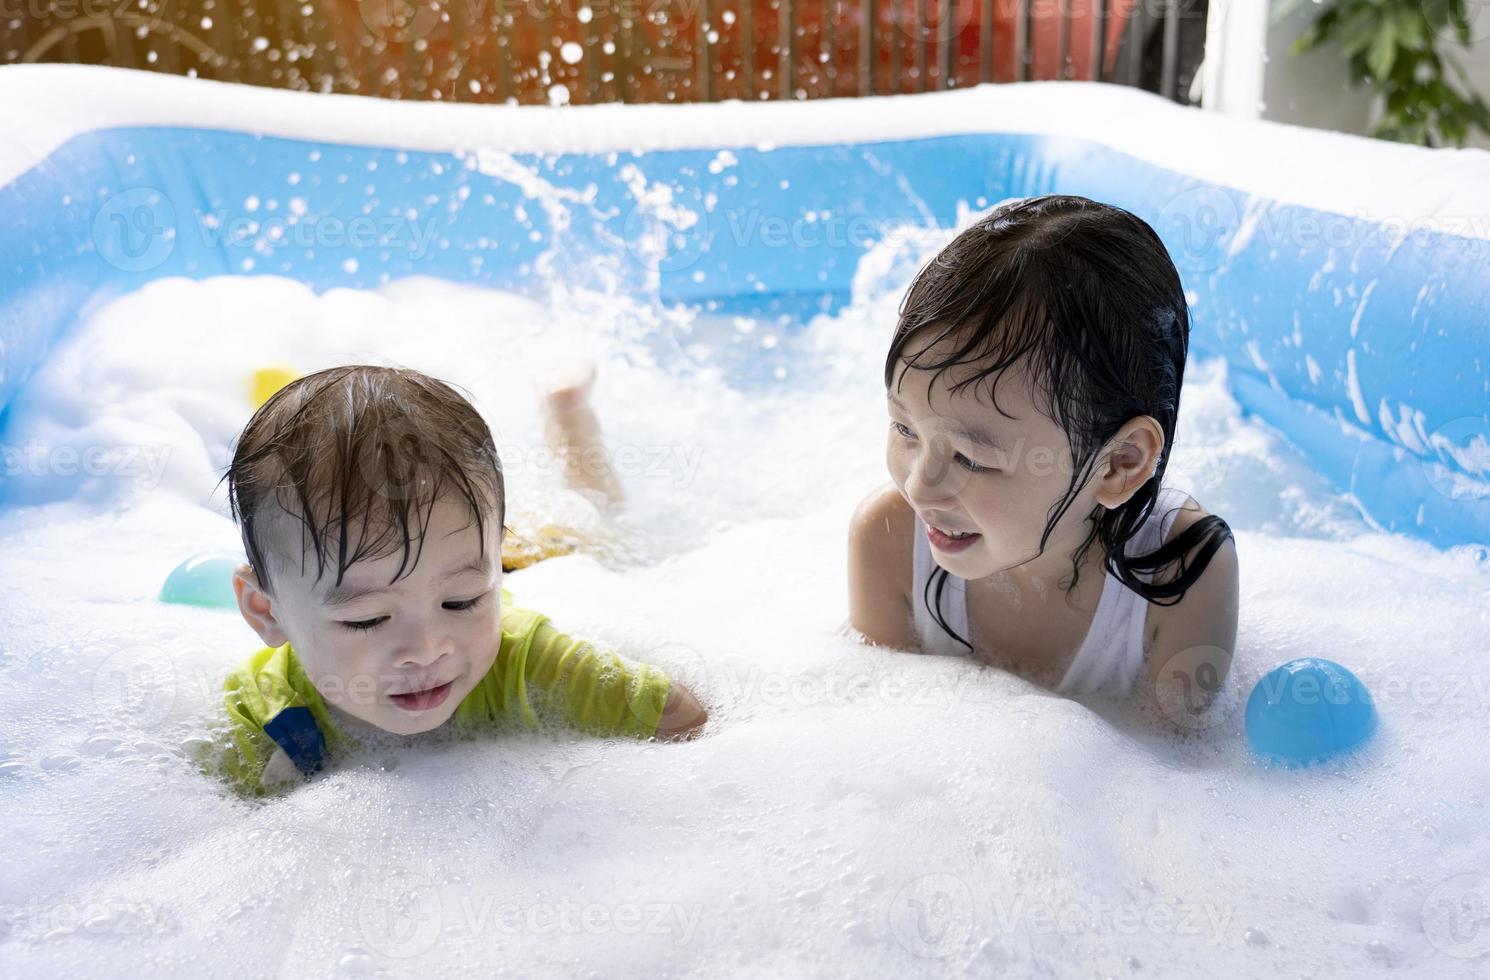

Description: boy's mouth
[389,680,456,712]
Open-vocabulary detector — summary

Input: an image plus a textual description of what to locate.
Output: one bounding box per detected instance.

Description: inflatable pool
[2,64,1488,978]
[3,65,1487,546]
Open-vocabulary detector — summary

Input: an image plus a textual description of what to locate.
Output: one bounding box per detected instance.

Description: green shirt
[199,589,672,796]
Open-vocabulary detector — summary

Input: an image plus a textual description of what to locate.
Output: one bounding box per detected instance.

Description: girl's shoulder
[1155,487,1223,549]
[849,482,917,570]
[847,483,918,650]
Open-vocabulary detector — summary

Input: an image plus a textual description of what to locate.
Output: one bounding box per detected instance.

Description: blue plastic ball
[160,554,243,609]
[1245,658,1377,766]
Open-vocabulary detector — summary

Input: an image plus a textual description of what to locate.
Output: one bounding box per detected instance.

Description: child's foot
[539,359,598,417]
[538,359,625,511]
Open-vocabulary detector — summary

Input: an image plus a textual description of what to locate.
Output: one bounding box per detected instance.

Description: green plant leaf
[1291,0,1490,147]
[1367,28,1398,81]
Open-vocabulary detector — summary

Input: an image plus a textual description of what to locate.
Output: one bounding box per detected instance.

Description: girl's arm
[1143,504,1240,729]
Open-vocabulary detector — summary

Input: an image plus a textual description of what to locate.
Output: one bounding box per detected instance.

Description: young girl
[848,195,1239,725]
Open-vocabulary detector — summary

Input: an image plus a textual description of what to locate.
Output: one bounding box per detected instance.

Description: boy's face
[234,493,504,736]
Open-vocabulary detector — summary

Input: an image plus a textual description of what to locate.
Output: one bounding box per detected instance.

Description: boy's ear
[233,562,290,649]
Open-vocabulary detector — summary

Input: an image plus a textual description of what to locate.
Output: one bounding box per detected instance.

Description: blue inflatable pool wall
[1,70,1486,550]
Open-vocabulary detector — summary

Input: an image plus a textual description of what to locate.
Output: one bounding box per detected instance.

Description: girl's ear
[233,563,290,648]
[1094,416,1166,508]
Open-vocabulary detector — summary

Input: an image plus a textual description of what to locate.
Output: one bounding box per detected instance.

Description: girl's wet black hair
[885,194,1234,652]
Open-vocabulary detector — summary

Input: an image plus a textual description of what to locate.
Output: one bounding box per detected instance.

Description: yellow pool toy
[250,366,299,409]
[501,523,625,572]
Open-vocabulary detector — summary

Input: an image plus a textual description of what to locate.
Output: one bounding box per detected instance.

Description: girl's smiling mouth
[924,520,983,553]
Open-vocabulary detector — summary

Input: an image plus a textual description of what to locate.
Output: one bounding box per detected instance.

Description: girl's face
[886,339,1108,589]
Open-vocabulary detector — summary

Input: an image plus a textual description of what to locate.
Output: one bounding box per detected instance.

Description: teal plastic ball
[160,554,242,609]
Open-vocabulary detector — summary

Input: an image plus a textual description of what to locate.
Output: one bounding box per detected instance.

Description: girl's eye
[339,616,386,632]
[896,419,1000,474]
[956,454,999,474]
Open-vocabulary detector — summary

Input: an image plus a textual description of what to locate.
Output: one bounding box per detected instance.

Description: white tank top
[910,485,1190,698]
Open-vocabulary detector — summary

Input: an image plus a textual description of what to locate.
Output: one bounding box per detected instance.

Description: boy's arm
[197,645,335,797]
[656,682,709,740]
[193,693,294,798]
[512,612,708,740]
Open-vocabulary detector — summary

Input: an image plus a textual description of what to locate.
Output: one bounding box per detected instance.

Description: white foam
[2,232,1488,978]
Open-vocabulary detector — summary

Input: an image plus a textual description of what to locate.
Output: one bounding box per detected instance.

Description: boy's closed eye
[337,591,491,632]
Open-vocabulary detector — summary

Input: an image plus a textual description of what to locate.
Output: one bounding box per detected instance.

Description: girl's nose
[905,437,963,503]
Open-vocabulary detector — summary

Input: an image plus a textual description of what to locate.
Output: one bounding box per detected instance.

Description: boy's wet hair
[219,365,505,598]
[885,194,1233,651]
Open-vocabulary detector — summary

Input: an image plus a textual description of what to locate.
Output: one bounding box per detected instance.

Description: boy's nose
[396,632,454,668]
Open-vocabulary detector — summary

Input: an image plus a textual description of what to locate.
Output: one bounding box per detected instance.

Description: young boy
[201,363,707,796]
